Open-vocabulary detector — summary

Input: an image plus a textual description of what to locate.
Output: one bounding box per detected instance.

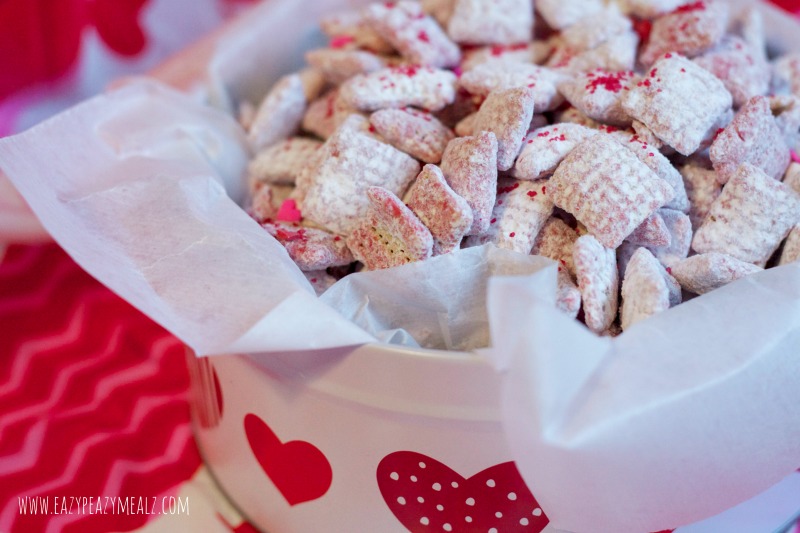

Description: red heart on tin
[244,413,332,506]
[377,451,549,532]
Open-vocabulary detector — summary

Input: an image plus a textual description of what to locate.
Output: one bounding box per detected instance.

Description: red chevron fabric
[0,244,202,532]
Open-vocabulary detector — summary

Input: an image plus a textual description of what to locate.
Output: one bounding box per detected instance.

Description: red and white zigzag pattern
[0,245,201,533]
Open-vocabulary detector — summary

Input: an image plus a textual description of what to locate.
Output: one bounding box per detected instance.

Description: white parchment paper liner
[1,0,799,531]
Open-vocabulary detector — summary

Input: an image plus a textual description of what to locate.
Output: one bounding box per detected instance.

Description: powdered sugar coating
[512,123,598,180]
[460,42,549,71]
[671,252,763,295]
[464,178,553,254]
[472,87,536,171]
[446,0,533,45]
[693,36,770,108]
[300,115,421,235]
[770,95,800,150]
[250,183,293,223]
[621,53,732,156]
[619,134,689,212]
[630,121,665,152]
[573,234,619,333]
[679,163,722,230]
[305,48,387,85]
[549,134,675,249]
[626,211,671,247]
[560,7,632,53]
[558,70,635,127]
[454,112,478,137]
[532,216,580,275]
[537,0,604,29]
[364,1,461,68]
[556,266,582,318]
[263,221,354,271]
[784,162,800,195]
[773,53,800,98]
[639,1,729,66]
[459,61,564,112]
[248,137,322,187]
[320,8,394,54]
[340,66,457,112]
[347,186,434,270]
[621,0,688,18]
[440,131,498,234]
[621,247,677,330]
[248,74,308,152]
[404,164,473,254]
[648,208,692,268]
[370,108,455,163]
[710,96,790,184]
[779,225,800,266]
[302,89,361,140]
[692,163,800,265]
[548,32,639,74]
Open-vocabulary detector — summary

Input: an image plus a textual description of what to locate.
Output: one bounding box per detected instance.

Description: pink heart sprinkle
[277,199,302,222]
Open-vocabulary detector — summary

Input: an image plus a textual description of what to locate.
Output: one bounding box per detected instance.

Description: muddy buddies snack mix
[239,0,800,335]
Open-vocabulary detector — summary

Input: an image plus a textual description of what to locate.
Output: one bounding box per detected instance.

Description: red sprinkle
[585,71,630,94]
[527,190,538,197]
[541,186,547,194]
[791,150,800,164]
[674,1,705,13]
[310,278,318,283]
[632,18,652,44]
[330,35,355,49]
[276,199,302,223]
[417,30,430,43]
[392,65,420,77]
[509,232,516,238]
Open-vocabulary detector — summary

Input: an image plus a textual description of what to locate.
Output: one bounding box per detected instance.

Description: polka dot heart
[377,451,549,532]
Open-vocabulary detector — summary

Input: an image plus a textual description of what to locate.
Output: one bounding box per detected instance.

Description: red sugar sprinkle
[674,1,705,13]
[509,232,516,238]
[542,186,547,194]
[664,52,673,58]
[585,71,630,94]
[649,68,658,78]
[491,218,497,224]
[680,68,686,72]
[418,30,430,43]
[791,150,800,164]
[384,1,396,7]
[392,65,420,77]
[632,18,652,43]
[648,152,654,157]
[276,199,302,223]
[527,190,538,197]
[666,267,673,275]
[310,278,318,283]
[537,131,551,137]
[330,35,355,49]
[549,134,567,142]
[334,236,341,241]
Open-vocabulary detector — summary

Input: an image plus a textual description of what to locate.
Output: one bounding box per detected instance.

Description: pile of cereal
[241,0,800,335]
